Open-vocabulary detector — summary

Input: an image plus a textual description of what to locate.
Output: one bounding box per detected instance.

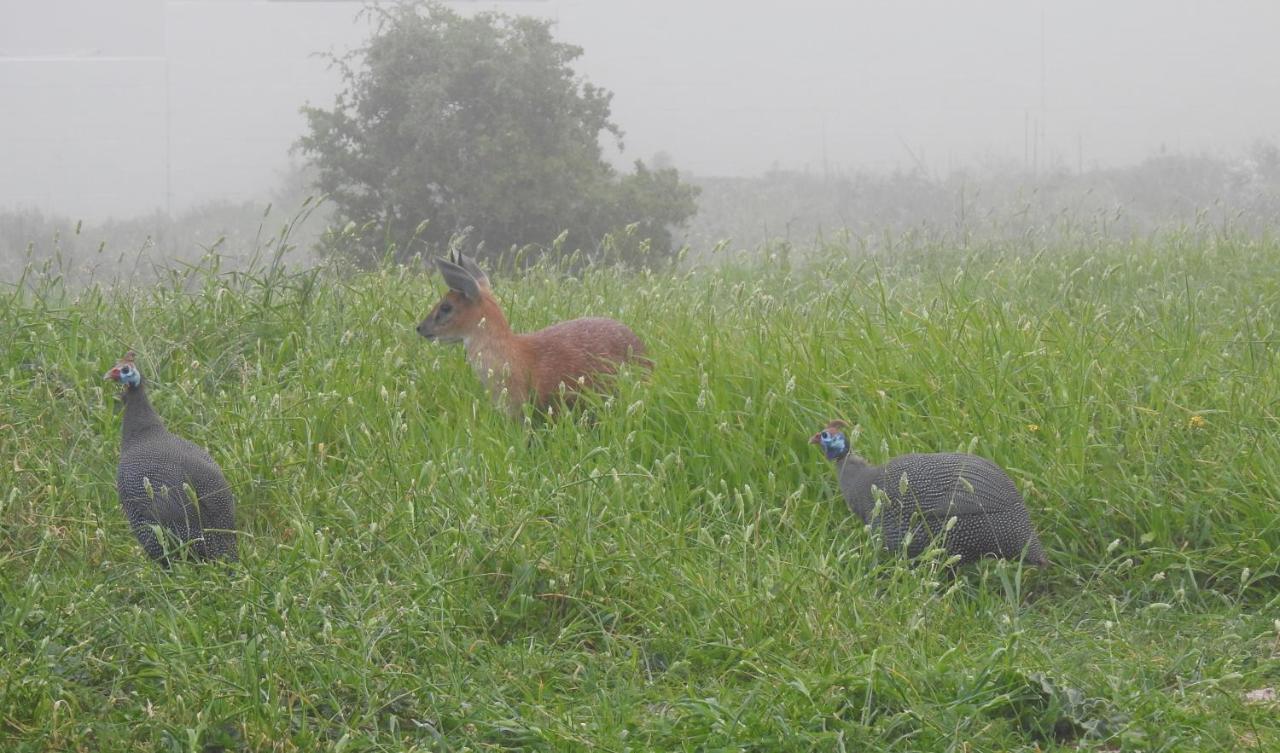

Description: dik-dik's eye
[437,302,453,319]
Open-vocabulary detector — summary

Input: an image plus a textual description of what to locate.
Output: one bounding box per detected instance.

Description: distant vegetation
[297,0,699,268]
[4,143,1280,284]
[686,142,1280,254]
[0,166,328,287]
[2,235,1277,749]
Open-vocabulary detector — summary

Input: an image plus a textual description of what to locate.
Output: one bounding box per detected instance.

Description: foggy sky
[3,0,1279,220]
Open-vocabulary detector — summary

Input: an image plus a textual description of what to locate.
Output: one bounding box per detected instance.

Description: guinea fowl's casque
[105,351,237,565]
[812,419,1049,566]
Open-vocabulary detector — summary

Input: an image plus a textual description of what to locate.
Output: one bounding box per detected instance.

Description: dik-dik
[416,253,648,417]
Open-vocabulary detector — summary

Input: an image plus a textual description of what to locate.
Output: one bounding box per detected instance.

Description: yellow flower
[1188,414,1207,429]
[1026,423,1040,433]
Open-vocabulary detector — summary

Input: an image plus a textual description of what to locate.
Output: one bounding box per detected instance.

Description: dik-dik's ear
[453,252,491,290]
[435,257,482,301]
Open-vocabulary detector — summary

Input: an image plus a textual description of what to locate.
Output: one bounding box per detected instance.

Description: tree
[298,0,698,267]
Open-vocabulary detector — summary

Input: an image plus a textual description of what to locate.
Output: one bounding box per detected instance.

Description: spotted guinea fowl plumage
[812,420,1048,566]
[105,351,237,565]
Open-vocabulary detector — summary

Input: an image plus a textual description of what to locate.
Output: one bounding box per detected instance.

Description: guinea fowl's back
[107,352,237,565]
[117,429,238,563]
[850,453,1047,564]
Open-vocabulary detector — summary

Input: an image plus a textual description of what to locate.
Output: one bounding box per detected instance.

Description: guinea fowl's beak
[104,367,120,381]
[809,432,823,445]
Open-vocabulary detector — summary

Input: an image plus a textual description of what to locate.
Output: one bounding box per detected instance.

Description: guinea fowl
[105,351,237,565]
[812,419,1049,567]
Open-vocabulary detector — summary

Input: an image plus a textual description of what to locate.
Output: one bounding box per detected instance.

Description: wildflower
[1188,414,1207,429]
[1026,423,1040,433]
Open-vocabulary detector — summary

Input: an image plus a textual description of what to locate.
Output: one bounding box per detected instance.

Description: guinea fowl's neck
[834,451,880,523]
[835,451,874,476]
[121,383,166,442]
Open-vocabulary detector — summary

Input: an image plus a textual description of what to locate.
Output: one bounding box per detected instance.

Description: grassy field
[2,236,1278,751]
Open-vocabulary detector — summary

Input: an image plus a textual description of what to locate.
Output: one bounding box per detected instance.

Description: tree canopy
[298,0,698,266]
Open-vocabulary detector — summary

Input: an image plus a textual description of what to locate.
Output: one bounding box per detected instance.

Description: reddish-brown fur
[417,256,648,416]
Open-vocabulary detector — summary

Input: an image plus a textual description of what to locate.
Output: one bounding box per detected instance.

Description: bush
[297,0,698,268]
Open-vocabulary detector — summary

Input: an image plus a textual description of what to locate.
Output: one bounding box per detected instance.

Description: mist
[7,6,1280,742]
[2,0,1279,253]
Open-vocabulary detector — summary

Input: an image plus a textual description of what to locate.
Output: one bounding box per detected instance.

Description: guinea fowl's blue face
[812,429,849,460]
[104,360,141,388]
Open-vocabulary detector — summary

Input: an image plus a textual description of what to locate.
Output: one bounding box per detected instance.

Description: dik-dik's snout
[416,317,462,343]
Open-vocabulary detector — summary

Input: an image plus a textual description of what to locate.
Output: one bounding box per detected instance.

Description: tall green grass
[1,236,1277,751]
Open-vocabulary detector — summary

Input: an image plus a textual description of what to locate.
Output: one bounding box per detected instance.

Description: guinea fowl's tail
[1025,540,1051,567]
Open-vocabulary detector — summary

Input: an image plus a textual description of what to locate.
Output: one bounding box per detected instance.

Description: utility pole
[164,1,172,218]
[1039,0,1047,176]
